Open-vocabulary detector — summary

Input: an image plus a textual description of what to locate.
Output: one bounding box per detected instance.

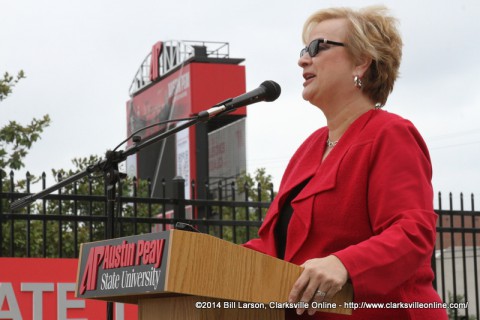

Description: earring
[354,75,363,89]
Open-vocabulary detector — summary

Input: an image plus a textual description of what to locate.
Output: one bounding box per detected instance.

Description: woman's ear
[353,56,372,78]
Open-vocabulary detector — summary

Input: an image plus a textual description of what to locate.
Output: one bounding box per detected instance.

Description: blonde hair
[302,6,402,106]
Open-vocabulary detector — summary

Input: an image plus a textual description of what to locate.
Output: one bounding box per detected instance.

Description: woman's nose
[298,53,311,68]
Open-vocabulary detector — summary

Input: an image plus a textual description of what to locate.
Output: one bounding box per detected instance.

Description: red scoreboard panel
[126,41,246,205]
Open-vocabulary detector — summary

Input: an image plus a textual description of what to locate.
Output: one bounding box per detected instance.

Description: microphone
[198,80,281,119]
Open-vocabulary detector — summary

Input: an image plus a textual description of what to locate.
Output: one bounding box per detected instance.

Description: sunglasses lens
[308,40,319,57]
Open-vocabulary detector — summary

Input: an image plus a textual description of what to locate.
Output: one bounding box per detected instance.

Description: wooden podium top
[76,230,352,315]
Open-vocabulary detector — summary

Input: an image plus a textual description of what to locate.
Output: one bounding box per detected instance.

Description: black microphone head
[261,80,281,102]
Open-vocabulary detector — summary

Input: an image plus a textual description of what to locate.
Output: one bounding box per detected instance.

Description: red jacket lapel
[284,110,375,262]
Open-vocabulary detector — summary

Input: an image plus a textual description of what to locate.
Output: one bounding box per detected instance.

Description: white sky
[1,0,479,209]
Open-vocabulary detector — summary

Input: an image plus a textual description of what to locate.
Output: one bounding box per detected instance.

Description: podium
[76,230,353,319]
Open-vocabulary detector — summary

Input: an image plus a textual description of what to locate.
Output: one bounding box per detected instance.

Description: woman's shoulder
[371,109,412,125]
[366,109,430,158]
[365,109,420,137]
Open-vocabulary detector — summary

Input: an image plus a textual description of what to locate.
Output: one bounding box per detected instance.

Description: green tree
[0,70,51,256]
[236,167,276,203]
[0,70,25,101]
[0,70,51,171]
[209,168,276,243]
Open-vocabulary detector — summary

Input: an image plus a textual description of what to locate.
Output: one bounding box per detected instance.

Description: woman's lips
[303,73,315,86]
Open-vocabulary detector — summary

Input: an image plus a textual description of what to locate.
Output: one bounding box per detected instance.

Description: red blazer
[244,109,447,319]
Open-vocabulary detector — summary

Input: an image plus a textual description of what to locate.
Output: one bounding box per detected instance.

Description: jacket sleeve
[242,237,270,255]
[333,118,437,298]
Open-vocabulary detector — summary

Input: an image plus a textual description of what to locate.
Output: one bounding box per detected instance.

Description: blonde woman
[244,6,447,319]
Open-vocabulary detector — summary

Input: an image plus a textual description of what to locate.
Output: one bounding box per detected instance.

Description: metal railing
[128,40,232,96]
[434,192,480,320]
[0,171,272,257]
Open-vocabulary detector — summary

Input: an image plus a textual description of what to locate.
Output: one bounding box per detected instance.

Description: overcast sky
[1,0,479,209]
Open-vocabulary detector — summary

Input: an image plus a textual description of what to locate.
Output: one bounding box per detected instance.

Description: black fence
[0,171,479,320]
[435,193,480,320]
[0,171,273,258]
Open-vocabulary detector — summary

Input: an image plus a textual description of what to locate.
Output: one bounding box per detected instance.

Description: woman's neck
[323,95,375,142]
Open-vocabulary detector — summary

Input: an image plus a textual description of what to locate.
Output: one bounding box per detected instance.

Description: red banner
[0,258,137,320]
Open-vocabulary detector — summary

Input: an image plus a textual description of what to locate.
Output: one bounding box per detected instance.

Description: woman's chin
[302,90,318,105]
[302,89,313,102]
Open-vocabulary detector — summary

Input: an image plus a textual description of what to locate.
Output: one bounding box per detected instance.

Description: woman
[244,6,447,319]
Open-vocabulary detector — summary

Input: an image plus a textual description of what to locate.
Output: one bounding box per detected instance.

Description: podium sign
[76,232,170,301]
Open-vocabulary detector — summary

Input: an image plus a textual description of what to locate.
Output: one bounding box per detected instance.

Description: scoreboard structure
[126,41,247,205]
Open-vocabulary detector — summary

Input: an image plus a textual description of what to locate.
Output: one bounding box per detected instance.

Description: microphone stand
[10,112,216,320]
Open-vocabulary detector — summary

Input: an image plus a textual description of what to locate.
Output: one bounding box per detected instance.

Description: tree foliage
[0,70,25,101]
[236,167,276,203]
[0,115,51,171]
[0,70,51,171]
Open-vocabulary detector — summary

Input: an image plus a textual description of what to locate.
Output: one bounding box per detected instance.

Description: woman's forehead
[307,19,348,43]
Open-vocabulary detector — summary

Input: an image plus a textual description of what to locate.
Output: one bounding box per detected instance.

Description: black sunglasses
[300,38,345,57]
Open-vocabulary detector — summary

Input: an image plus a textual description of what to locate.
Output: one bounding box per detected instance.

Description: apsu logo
[80,246,105,294]
[79,239,165,295]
